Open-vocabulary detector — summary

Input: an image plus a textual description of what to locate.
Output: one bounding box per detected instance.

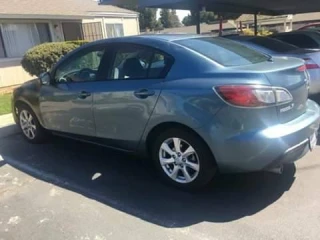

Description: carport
[100,0,320,35]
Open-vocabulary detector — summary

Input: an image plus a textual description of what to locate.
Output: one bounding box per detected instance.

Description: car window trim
[104,42,174,81]
[50,43,108,85]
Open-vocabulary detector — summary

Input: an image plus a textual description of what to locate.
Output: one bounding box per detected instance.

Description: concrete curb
[0,113,19,138]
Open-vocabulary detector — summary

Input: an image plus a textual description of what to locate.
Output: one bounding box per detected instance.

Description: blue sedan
[12,35,320,189]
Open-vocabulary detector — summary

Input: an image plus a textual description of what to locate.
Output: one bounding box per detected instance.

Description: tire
[151,128,217,190]
[17,103,47,143]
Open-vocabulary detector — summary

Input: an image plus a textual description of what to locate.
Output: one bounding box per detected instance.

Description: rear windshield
[175,37,269,66]
[249,37,298,53]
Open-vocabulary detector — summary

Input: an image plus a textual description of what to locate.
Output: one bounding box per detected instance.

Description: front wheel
[151,128,217,190]
[17,104,47,143]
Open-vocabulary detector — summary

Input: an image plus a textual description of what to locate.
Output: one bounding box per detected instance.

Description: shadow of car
[0,134,296,227]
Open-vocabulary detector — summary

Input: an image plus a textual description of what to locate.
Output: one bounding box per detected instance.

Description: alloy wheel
[20,110,37,140]
[159,137,200,184]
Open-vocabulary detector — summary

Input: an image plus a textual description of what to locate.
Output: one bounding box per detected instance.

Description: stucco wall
[0,58,33,88]
[82,17,140,38]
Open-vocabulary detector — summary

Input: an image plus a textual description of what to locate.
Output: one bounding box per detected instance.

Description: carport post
[254,12,258,35]
[196,9,201,34]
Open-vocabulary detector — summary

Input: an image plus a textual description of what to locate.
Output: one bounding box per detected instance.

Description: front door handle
[134,89,155,99]
[78,91,91,99]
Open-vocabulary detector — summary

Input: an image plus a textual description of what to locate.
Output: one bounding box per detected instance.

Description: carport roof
[100,0,320,15]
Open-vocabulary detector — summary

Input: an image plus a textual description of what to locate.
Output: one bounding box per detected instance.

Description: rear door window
[108,44,173,80]
[175,37,269,66]
[274,34,319,48]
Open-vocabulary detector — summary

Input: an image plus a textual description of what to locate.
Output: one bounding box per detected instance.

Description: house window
[105,24,124,38]
[62,22,83,41]
[82,22,103,41]
[0,23,51,58]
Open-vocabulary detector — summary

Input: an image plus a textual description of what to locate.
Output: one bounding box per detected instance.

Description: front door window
[54,48,105,83]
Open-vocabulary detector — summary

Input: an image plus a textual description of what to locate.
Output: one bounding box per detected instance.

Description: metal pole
[254,13,258,35]
[196,9,201,34]
[219,16,223,36]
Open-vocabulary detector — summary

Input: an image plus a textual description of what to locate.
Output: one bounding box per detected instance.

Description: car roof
[136,34,204,41]
[81,34,211,49]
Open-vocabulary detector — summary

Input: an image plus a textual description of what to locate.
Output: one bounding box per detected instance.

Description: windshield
[249,37,299,53]
[175,37,269,66]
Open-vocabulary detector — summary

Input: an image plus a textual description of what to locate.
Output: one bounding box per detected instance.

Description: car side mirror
[39,72,51,85]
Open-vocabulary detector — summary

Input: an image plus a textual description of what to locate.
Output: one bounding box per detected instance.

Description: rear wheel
[17,104,47,143]
[151,128,217,190]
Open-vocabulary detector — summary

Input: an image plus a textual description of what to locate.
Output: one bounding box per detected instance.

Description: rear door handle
[134,89,155,99]
[78,91,91,99]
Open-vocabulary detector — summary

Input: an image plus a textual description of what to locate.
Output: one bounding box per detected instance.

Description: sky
[156,9,190,21]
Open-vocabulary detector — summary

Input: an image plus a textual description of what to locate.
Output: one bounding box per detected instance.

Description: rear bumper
[202,100,320,173]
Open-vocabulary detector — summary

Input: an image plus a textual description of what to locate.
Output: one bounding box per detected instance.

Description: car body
[12,35,320,189]
[224,35,320,94]
[298,23,320,32]
[271,30,320,49]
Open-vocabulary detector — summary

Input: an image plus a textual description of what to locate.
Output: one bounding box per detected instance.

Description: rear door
[92,43,173,150]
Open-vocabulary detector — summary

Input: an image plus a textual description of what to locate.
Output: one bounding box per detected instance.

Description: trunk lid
[231,57,309,123]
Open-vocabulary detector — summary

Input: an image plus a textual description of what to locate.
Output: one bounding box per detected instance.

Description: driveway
[0,130,320,239]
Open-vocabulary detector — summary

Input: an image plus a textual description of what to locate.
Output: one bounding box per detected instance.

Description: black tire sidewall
[17,104,46,143]
[151,128,217,190]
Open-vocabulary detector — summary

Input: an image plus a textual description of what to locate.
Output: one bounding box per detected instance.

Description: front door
[40,45,107,136]
[93,43,173,150]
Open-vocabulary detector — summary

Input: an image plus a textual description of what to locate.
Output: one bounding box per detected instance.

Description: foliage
[183,11,217,26]
[66,40,89,47]
[242,28,255,35]
[0,94,11,115]
[118,5,161,31]
[160,9,181,28]
[242,28,272,36]
[258,28,272,36]
[21,42,80,77]
[182,12,241,26]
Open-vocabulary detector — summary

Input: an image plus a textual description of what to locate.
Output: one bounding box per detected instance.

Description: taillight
[303,58,320,69]
[214,85,292,108]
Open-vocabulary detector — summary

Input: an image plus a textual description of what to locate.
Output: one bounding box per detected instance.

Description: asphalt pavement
[0,129,320,240]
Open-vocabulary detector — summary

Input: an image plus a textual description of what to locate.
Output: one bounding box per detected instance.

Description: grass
[0,94,12,115]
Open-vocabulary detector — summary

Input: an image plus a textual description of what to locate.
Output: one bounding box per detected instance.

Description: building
[151,20,237,35]
[0,0,139,88]
[236,12,320,33]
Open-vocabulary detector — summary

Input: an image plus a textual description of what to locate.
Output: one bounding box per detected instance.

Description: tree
[117,4,158,31]
[160,9,181,28]
[182,11,217,26]
[170,10,182,28]
[139,8,158,30]
[182,15,193,26]
[160,9,171,28]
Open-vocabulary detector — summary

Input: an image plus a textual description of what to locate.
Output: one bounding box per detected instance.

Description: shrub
[66,40,89,47]
[21,42,83,77]
[242,28,272,36]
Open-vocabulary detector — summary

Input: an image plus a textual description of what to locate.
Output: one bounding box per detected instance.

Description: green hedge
[21,40,89,77]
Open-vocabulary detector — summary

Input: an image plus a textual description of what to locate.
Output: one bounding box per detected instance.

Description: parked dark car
[225,35,320,94]
[12,35,320,189]
[271,30,320,49]
[298,23,320,32]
